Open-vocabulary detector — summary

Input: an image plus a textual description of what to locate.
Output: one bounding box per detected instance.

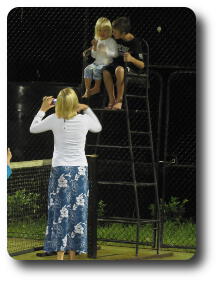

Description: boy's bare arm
[124,52,145,69]
[130,56,145,69]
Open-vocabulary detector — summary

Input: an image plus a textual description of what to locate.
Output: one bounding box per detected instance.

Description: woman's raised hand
[40,96,55,112]
[7,148,12,165]
[77,103,89,113]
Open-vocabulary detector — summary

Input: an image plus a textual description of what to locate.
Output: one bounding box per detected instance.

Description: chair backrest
[141,39,149,75]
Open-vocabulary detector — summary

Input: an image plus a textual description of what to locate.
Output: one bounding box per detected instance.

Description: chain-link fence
[7,7,196,254]
[7,156,98,257]
[151,69,196,249]
[8,7,195,83]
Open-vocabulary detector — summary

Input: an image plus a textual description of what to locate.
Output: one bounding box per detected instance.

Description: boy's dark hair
[112,17,131,34]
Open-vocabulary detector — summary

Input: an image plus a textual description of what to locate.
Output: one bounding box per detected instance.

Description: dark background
[7,7,196,224]
[8,7,195,83]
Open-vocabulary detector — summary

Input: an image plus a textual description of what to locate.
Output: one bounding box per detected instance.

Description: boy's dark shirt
[114,37,144,73]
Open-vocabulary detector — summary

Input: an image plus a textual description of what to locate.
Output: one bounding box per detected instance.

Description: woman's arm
[30,111,54,133]
[84,107,102,133]
[30,96,55,134]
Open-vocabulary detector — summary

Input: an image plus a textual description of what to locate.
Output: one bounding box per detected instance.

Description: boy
[103,17,144,110]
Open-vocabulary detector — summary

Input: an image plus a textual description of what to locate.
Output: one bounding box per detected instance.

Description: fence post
[87,154,98,258]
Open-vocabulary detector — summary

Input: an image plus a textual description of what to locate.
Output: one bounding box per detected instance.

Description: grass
[8,218,196,255]
[8,217,46,240]
[97,221,196,247]
[162,220,196,247]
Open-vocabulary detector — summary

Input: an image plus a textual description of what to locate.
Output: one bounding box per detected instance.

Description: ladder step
[93,108,147,113]
[97,181,156,187]
[130,131,151,135]
[126,94,146,98]
[128,146,153,149]
[98,217,159,224]
[97,239,157,246]
[127,72,148,78]
[96,159,156,166]
[93,108,125,112]
[86,144,152,149]
[130,110,148,113]
[87,144,128,149]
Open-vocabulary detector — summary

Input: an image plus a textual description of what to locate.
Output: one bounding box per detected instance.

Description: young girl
[82,17,118,98]
[103,17,145,110]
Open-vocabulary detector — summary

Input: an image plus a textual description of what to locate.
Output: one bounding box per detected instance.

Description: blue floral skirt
[43,166,89,254]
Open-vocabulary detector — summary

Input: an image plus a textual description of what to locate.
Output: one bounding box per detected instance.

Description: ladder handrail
[124,38,161,255]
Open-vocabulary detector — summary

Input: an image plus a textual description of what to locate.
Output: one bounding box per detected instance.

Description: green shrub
[97,200,106,217]
[8,189,41,221]
[149,196,189,222]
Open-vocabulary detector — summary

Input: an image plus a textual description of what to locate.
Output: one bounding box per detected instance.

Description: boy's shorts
[103,61,144,82]
[102,62,124,81]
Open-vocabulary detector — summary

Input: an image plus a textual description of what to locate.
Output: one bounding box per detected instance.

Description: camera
[51,99,57,105]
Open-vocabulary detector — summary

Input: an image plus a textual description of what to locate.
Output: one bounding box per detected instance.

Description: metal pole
[124,64,141,257]
[144,41,161,254]
[87,154,98,258]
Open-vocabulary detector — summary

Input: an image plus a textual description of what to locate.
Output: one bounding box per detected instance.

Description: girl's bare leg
[82,78,92,98]
[69,250,76,260]
[57,251,64,261]
[103,70,116,109]
[89,80,101,95]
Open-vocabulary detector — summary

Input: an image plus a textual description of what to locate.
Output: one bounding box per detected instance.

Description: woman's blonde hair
[55,88,79,119]
[95,17,112,39]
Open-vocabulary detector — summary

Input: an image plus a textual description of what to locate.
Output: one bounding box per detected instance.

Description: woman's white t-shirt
[30,108,102,167]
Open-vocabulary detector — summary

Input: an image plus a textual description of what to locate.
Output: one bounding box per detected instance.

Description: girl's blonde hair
[55,88,79,119]
[95,17,112,39]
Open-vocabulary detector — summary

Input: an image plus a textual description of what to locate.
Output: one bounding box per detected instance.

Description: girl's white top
[91,37,118,65]
[30,108,102,167]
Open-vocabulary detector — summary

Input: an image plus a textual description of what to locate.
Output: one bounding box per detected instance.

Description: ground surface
[11,245,195,261]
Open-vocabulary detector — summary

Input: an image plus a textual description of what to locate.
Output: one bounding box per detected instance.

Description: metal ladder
[122,40,160,255]
[82,40,161,256]
[123,70,161,255]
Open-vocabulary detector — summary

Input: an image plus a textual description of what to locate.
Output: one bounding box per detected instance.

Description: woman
[30,87,102,260]
[103,17,145,110]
